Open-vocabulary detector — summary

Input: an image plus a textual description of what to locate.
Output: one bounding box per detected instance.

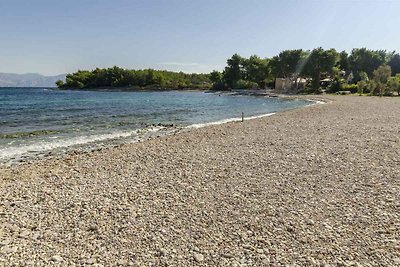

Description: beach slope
[0,96,399,266]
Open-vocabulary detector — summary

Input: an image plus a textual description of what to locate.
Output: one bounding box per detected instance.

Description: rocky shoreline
[0,125,181,166]
[0,95,399,266]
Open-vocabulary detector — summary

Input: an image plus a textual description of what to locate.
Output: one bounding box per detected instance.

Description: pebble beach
[0,95,399,266]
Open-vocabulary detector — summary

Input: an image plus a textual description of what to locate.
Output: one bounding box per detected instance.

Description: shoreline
[0,125,178,166]
[0,94,318,166]
[184,95,326,130]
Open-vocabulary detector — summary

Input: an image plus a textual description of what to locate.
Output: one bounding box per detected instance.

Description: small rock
[157,248,167,256]
[24,260,35,266]
[306,219,315,225]
[86,258,97,264]
[18,230,30,238]
[88,225,99,232]
[1,246,18,254]
[0,239,11,246]
[7,224,19,233]
[243,244,252,249]
[51,255,64,262]
[194,253,204,262]
[256,249,264,254]
[117,259,128,265]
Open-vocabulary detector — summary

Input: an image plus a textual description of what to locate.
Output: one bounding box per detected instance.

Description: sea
[0,88,311,164]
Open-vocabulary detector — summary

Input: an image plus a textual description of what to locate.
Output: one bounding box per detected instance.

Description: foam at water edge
[0,127,163,161]
[311,100,326,105]
[187,113,276,129]
[186,98,325,129]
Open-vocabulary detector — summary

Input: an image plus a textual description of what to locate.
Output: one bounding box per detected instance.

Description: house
[274,77,307,93]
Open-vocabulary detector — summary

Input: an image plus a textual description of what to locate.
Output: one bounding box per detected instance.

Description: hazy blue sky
[1,0,399,75]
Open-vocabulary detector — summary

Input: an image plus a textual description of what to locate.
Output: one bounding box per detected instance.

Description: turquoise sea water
[0,88,311,162]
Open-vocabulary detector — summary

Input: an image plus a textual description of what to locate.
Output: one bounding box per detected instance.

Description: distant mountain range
[0,73,66,87]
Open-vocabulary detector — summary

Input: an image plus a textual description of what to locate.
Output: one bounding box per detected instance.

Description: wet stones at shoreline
[0,124,181,166]
[147,123,175,128]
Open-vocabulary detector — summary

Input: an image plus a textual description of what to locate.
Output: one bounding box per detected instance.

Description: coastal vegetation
[213,48,400,95]
[57,48,400,96]
[56,67,211,90]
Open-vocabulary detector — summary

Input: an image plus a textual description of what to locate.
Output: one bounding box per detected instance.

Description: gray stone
[51,255,64,262]
[194,253,204,262]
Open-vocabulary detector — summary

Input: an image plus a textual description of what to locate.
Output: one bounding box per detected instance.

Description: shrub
[342,84,358,94]
[357,80,368,95]
[327,76,345,93]
[304,84,322,94]
[234,79,259,89]
[212,82,228,91]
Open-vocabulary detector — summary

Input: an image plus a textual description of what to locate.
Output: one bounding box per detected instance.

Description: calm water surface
[0,88,311,162]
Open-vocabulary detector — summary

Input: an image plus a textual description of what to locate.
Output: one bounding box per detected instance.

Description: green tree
[357,80,367,95]
[269,49,308,78]
[64,70,92,89]
[359,71,369,82]
[210,70,223,84]
[209,70,226,90]
[349,48,387,82]
[387,74,400,96]
[356,71,369,94]
[55,80,64,88]
[337,50,349,72]
[269,49,308,91]
[371,65,391,96]
[302,48,339,92]
[243,55,270,87]
[388,52,400,76]
[223,54,245,88]
[328,76,345,93]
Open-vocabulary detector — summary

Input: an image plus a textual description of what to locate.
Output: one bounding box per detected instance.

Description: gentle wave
[0,127,162,161]
[186,98,324,129]
[187,112,276,129]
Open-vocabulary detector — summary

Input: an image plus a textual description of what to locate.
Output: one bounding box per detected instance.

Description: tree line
[210,48,400,95]
[57,48,400,95]
[56,66,211,90]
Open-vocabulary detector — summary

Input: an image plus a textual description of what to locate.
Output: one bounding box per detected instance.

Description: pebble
[86,258,97,264]
[1,246,18,254]
[193,253,204,262]
[117,259,128,265]
[88,225,99,232]
[158,248,167,256]
[0,239,11,246]
[50,255,64,262]
[18,230,30,238]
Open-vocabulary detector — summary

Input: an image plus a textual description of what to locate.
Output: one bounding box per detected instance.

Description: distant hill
[0,73,66,87]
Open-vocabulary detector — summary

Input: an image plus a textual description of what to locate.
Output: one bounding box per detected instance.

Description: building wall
[275,78,291,92]
[275,78,306,93]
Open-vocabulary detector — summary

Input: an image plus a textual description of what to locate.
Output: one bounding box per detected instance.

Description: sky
[0,0,399,76]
